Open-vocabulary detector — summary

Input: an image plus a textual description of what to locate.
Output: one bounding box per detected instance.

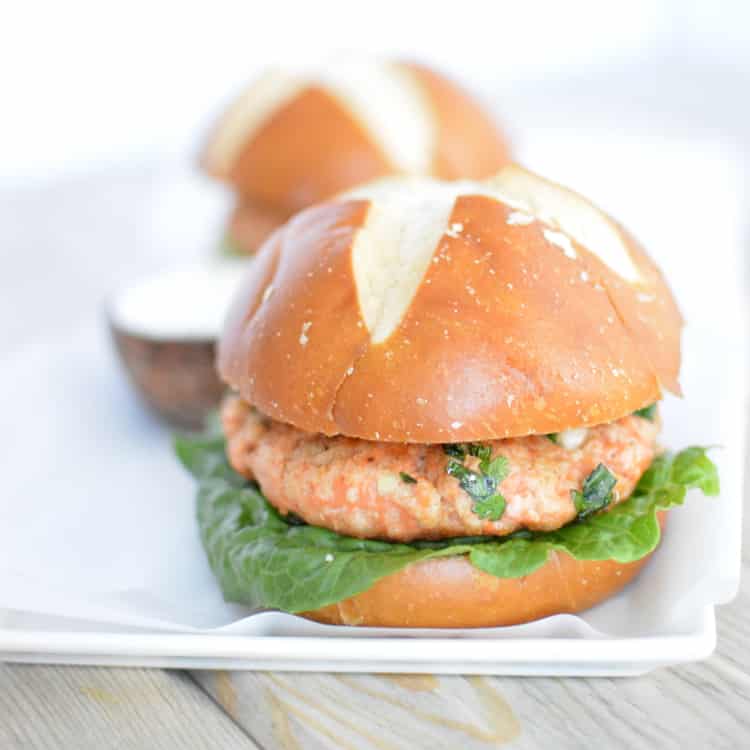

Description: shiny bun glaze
[218,165,682,442]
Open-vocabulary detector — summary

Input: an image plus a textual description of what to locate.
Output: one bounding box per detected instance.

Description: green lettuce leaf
[176,435,719,614]
[218,233,245,258]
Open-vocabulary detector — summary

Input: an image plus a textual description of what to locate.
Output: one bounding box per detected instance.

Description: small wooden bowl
[107,263,247,430]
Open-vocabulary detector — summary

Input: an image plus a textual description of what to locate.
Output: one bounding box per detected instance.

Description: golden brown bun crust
[225,86,393,214]
[304,514,665,627]
[218,170,682,443]
[202,62,510,216]
[227,200,291,255]
[403,62,511,179]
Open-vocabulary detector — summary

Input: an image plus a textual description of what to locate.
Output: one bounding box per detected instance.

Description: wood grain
[0,665,257,750]
[192,671,522,749]
[193,631,750,750]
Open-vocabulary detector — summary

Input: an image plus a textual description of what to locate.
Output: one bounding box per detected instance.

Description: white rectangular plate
[0,608,717,676]
[0,135,743,675]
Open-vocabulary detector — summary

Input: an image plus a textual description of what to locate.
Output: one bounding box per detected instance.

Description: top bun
[218,165,682,443]
[202,60,510,219]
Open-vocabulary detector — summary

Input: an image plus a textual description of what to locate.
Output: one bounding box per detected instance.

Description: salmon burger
[177,165,719,627]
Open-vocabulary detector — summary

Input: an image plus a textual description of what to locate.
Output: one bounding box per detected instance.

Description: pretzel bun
[305,514,665,627]
[203,60,510,253]
[218,164,682,443]
[225,199,290,255]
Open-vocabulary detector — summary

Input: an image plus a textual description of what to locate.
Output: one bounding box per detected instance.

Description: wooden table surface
[2,576,749,750]
[1,159,747,749]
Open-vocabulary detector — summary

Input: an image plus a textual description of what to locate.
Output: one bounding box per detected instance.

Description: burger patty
[222,395,659,541]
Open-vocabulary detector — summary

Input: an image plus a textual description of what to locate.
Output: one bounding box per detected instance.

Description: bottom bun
[304,513,666,628]
[227,200,289,254]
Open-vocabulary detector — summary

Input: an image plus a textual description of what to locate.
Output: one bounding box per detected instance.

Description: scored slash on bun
[306,515,666,627]
[201,60,511,252]
[218,165,682,443]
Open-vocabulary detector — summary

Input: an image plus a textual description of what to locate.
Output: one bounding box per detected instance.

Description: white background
[1,0,749,185]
